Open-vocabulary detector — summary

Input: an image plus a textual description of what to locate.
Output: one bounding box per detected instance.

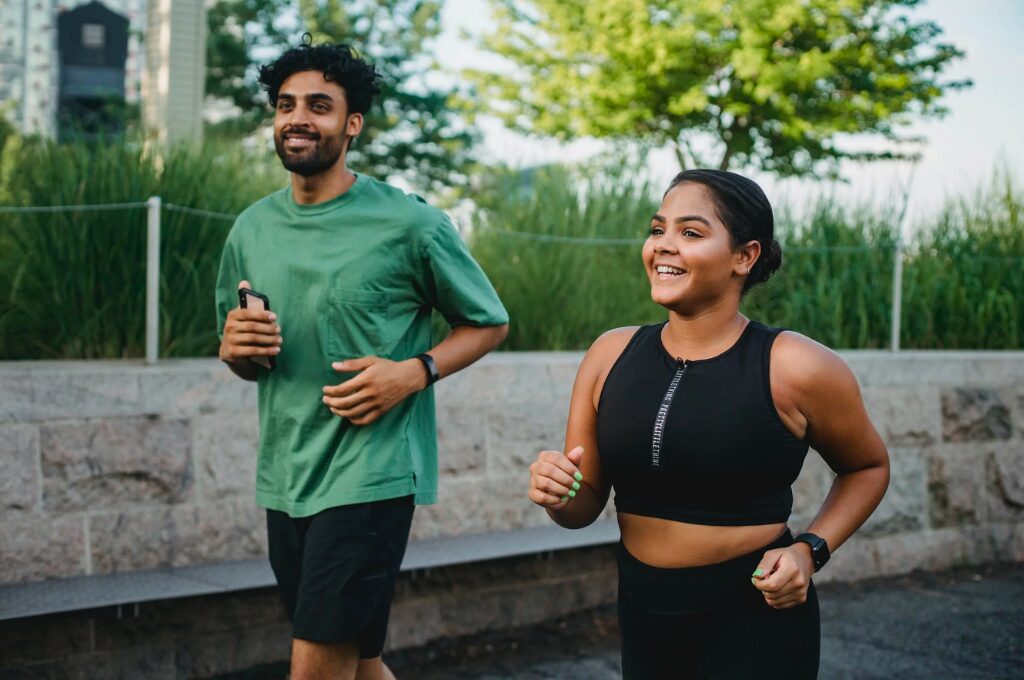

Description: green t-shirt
[215,174,508,517]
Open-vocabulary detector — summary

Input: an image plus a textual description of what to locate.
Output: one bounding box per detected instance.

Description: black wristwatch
[415,353,440,386]
[794,533,830,572]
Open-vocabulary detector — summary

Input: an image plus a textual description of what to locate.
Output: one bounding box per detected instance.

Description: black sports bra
[596,321,809,526]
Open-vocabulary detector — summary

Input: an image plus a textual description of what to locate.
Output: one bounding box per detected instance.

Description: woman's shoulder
[771,329,860,396]
[577,325,648,380]
[589,325,646,360]
[577,326,647,409]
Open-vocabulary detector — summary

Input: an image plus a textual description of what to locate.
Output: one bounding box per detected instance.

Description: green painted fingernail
[568,490,576,498]
[571,481,581,491]
[751,578,757,586]
[560,496,568,503]
[752,568,765,578]
[574,471,583,482]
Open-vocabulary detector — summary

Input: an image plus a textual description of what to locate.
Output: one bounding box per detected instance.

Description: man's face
[272,70,363,177]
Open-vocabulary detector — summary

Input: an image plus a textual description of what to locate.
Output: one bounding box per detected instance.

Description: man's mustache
[280,129,320,140]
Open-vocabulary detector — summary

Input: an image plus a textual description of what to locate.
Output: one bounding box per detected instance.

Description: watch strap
[794,532,830,572]
[416,353,440,385]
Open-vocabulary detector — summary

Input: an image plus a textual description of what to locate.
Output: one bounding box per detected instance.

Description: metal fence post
[889,161,919,353]
[890,238,903,352]
[146,196,161,364]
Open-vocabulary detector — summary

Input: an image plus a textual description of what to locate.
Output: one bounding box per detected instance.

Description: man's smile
[282,132,319,152]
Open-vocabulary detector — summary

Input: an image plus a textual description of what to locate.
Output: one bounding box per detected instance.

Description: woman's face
[642,182,758,313]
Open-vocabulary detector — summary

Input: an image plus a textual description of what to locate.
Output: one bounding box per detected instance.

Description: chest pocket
[324,287,391,358]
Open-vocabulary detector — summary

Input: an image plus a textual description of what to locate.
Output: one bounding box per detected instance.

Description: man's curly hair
[258,37,383,114]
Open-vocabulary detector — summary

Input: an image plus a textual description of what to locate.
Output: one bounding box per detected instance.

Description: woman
[528,169,889,679]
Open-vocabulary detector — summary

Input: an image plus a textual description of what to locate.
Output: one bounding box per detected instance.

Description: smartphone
[238,287,276,370]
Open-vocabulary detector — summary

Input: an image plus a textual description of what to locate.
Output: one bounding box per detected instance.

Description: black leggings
[618,529,820,680]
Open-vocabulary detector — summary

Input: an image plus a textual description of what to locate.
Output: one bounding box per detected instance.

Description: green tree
[468,0,971,177]
[205,0,293,135]
[205,0,476,193]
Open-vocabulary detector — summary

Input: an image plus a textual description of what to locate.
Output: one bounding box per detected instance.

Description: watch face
[811,539,829,569]
[797,534,829,571]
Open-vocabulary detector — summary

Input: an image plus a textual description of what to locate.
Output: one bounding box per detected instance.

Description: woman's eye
[648,226,663,236]
[683,229,701,238]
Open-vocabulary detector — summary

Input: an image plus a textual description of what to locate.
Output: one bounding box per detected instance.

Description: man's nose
[285,105,313,126]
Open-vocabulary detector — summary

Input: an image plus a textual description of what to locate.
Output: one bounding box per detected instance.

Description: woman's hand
[751,542,815,609]
[528,445,584,508]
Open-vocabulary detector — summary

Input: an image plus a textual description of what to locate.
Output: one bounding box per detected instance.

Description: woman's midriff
[618,513,787,568]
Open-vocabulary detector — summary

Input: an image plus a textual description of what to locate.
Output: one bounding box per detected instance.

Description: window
[82,23,105,49]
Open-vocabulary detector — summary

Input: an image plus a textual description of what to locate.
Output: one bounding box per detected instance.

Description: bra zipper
[651,358,687,468]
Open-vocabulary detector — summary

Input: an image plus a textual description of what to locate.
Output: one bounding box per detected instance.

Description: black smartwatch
[415,353,440,386]
[793,533,830,572]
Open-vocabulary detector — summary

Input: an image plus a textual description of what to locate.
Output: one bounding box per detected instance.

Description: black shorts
[266,495,415,657]
[618,529,820,679]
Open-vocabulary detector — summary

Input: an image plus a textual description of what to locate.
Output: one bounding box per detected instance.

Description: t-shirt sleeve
[214,229,243,340]
[421,215,509,327]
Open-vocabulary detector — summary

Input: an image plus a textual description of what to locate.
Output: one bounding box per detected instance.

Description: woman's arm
[753,332,890,607]
[528,327,637,529]
[779,332,890,552]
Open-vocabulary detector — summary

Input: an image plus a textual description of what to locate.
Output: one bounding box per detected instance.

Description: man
[215,41,508,680]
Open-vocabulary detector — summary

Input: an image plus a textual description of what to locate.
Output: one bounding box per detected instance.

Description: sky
[432,0,1024,226]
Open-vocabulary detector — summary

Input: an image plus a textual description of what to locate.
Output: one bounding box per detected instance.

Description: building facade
[0,0,203,143]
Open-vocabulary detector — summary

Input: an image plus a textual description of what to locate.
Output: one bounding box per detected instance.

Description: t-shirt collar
[285,173,366,216]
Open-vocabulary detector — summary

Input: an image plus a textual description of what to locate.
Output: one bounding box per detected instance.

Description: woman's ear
[735,239,762,276]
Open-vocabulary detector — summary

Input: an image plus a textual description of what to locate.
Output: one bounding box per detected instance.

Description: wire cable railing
[2,197,1021,362]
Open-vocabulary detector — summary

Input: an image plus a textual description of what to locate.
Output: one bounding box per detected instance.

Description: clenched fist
[528,445,584,507]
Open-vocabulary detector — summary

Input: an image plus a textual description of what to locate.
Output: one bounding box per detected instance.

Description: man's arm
[322,323,508,426]
[424,323,509,381]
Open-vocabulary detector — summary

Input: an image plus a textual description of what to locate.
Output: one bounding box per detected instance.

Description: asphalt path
[224,562,1024,679]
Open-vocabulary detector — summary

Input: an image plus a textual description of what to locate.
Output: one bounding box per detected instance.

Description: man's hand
[322,356,428,426]
[219,280,282,366]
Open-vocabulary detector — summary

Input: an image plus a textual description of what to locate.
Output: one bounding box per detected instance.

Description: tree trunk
[719,144,734,170]
[672,141,688,170]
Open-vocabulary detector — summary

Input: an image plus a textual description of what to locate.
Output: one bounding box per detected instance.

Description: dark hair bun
[749,239,783,290]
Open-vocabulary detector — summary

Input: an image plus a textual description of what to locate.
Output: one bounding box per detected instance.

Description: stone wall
[2,352,1023,587]
[1,353,1022,677]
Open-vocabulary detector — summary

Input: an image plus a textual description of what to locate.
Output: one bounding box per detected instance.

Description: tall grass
[469,165,1023,351]
[467,163,664,350]
[900,171,1023,348]
[0,138,284,359]
[0,142,1020,358]
[741,201,897,349]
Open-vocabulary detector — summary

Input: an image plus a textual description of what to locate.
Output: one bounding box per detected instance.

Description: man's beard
[274,130,347,178]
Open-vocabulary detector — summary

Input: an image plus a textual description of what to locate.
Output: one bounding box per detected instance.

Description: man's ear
[346,112,364,138]
[344,113,364,151]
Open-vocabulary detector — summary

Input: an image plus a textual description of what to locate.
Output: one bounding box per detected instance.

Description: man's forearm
[428,323,509,380]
